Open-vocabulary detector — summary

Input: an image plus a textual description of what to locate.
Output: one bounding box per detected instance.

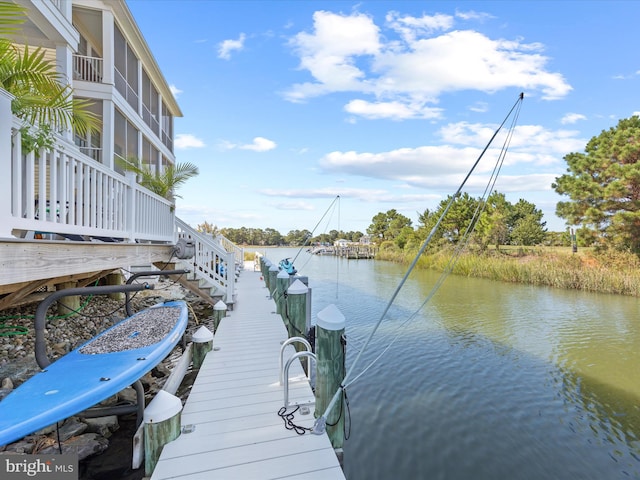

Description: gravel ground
[0,278,216,478]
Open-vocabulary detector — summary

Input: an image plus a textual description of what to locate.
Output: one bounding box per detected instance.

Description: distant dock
[310,244,377,259]
[150,264,345,479]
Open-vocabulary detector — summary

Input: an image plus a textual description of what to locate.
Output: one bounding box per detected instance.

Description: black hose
[34,284,153,369]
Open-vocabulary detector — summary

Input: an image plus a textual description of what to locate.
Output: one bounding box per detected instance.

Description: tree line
[196,221,364,247]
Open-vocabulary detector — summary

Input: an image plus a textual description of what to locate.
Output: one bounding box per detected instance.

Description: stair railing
[174,218,235,304]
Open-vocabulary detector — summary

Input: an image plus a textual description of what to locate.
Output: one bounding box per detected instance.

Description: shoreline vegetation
[376,245,640,297]
[246,245,640,297]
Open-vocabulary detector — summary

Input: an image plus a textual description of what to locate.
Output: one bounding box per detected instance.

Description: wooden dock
[150,265,346,479]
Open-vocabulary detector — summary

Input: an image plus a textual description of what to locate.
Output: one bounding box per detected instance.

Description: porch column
[126,171,137,242]
[56,43,74,141]
[0,90,13,237]
[101,10,114,85]
[102,99,115,169]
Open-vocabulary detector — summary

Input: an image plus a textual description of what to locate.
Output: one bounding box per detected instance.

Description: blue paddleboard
[0,300,188,446]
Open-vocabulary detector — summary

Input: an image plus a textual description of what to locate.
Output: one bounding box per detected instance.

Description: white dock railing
[0,88,174,243]
[216,233,245,269]
[175,218,236,304]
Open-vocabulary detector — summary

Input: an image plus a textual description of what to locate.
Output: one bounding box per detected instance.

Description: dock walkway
[151,265,346,479]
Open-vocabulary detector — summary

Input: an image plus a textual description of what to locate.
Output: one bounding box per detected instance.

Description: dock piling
[315,304,346,449]
[276,270,290,315]
[213,300,227,332]
[144,390,182,476]
[268,264,279,298]
[286,279,308,342]
[191,325,213,370]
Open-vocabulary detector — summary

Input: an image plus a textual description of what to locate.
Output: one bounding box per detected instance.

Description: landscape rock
[83,416,119,437]
[57,417,88,442]
[39,433,109,461]
[1,440,34,454]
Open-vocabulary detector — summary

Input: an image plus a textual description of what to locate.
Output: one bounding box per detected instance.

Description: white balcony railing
[0,89,174,243]
[73,54,103,83]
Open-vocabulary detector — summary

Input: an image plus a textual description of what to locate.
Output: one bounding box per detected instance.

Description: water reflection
[264,248,640,479]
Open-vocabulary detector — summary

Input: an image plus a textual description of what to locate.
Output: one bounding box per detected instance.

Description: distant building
[359,235,372,245]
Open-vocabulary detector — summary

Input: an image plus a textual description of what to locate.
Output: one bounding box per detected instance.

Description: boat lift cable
[312,93,524,435]
[291,195,341,267]
[342,95,523,389]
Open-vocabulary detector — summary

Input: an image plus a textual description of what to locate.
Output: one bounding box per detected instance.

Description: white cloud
[169,84,183,98]
[561,113,587,124]
[272,201,315,211]
[218,33,246,60]
[344,99,442,120]
[285,11,381,102]
[386,11,454,42]
[284,10,572,118]
[239,137,277,152]
[218,137,277,152]
[469,102,489,113]
[175,133,205,149]
[315,121,585,192]
[455,10,495,22]
[260,187,440,204]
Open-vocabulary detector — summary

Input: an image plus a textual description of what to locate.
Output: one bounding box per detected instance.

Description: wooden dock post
[268,263,279,298]
[315,304,346,450]
[276,270,290,315]
[105,271,124,301]
[286,279,308,342]
[55,281,79,316]
[192,325,213,370]
[144,390,183,476]
[261,258,269,279]
[213,300,227,332]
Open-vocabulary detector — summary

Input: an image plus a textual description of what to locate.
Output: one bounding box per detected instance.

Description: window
[161,101,173,152]
[142,136,158,174]
[114,25,139,111]
[74,99,102,162]
[142,69,159,135]
[114,109,139,173]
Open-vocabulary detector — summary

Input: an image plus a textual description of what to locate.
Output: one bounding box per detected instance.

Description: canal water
[266,248,640,479]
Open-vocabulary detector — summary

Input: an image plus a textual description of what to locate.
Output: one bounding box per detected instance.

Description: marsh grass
[377,246,640,296]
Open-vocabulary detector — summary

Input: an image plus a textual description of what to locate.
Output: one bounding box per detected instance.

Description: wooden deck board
[151,268,345,480]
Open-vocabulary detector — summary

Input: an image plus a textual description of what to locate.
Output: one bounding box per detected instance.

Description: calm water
[266,248,640,480]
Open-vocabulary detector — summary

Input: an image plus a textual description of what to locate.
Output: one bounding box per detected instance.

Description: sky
[127,0,640,235]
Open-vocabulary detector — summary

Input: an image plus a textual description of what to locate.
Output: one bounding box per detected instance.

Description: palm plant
[0,1,99,150]
[118,157,199,201]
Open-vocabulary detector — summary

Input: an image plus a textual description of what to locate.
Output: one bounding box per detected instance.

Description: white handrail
[216,233,244,269]
[175,218,235,303]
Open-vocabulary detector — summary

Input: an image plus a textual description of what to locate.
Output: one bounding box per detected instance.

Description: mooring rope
[312,93,525,434]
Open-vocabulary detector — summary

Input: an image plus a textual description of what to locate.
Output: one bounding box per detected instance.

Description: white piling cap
[214,300,227,311]
[269,264,279,272]
[264,259,272,267]
[192,325,213,343]
[144,390,182,423]
[288,279,308,295]
[316,304,345,331]
[277,270,290,279]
